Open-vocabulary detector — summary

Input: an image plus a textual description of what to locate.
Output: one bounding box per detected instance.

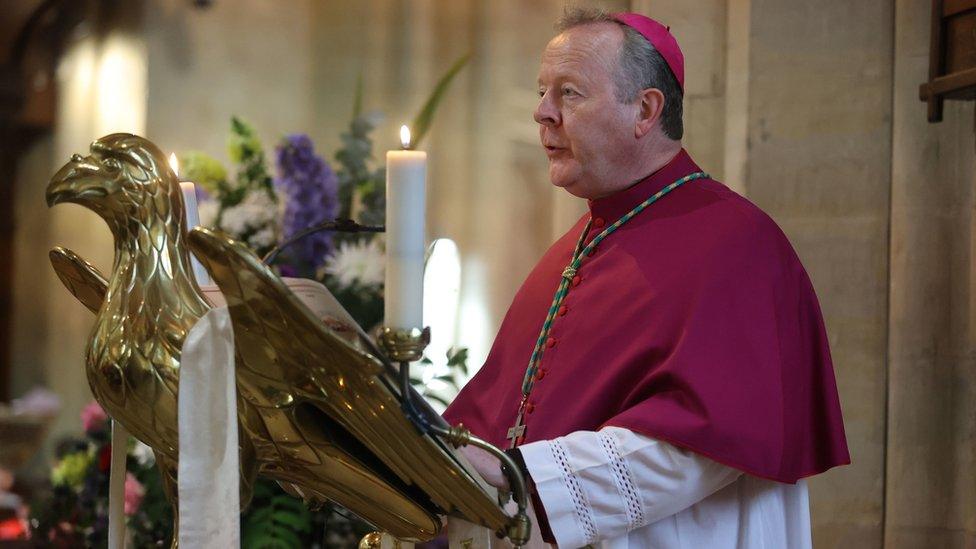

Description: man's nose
[534,95,560,127]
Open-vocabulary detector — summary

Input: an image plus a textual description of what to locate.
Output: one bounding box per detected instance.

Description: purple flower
[275,134,339,273]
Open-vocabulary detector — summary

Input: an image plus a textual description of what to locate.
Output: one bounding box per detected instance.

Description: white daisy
[131,440,156,467]
[219,189,277,238]
[249,226,276,249]
[322,238,385,289]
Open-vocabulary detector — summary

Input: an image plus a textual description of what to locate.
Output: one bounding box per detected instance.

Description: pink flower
[80,401,108,433]
[123,473,145,516]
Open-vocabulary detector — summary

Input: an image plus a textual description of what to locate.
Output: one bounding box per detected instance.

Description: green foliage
[333,113,386,225]
[51,451,91,487]
[242,480,312,549]
[229,117,276,202]
[30,424,173,547]
[414,347,470,407]
[332,54,470,226]
[446,346,469,374]
[178,150,228,196]
[128,454,174,548]
[228,116,264,165]
[410,53,470,148]
[185,117,279,257]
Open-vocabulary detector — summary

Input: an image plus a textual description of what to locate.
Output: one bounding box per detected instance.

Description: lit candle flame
[400,125,411,149]
[168,153,179,177]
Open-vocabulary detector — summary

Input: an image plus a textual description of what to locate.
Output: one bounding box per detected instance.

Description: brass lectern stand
[46,133,530,547]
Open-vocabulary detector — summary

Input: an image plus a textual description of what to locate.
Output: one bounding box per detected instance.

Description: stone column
[631,0,894,545]
[742,1,894,545]
[884,0,976,546]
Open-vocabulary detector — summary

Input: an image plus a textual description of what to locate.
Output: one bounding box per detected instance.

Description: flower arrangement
[29,55,470,548]
[30,401,171,547]
[190,117,280,256]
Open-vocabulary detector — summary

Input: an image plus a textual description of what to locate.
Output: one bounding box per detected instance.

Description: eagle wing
[186,227,508,540]
[49,246,107,314]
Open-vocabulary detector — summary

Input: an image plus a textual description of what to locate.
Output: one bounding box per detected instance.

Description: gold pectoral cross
[506,408,526,449]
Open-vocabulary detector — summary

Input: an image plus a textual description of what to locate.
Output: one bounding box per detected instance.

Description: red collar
[587,149,702,223]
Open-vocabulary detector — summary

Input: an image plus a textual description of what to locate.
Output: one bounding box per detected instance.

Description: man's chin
[549,171,595,199]
[548,165,580,191]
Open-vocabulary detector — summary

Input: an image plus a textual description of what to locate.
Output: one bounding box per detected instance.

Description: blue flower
[275,134,340,274]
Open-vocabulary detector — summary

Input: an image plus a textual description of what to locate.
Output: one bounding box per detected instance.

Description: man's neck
[594,140,682,199]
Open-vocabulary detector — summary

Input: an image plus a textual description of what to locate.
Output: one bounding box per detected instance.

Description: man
[443,8,849,549]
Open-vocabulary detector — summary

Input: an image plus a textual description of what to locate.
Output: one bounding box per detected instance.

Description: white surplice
[513,427,811,549]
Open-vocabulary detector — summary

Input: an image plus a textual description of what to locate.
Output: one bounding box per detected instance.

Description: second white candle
[385,127,427,330]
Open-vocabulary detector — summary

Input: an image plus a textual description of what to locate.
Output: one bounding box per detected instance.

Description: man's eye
[562,87,579,97]
[538,89,546,98]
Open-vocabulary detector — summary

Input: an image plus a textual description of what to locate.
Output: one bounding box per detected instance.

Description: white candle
[180,182,201,230]
[107,420,129,549]
[170,154,211,285]
[385,126,427,330]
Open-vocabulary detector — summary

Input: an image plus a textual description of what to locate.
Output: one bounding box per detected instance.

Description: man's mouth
[544,144,567,157]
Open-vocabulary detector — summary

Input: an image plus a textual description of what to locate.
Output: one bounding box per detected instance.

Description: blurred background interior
[1,0,974,546]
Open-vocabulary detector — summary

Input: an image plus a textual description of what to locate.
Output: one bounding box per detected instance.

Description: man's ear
[635,87,665,138]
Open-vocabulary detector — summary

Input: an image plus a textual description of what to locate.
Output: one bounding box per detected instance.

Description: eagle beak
[46,154,109,207]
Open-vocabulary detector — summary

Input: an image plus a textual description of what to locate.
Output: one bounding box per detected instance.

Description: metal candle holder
[377,326,531,547]
[270,223,533,544]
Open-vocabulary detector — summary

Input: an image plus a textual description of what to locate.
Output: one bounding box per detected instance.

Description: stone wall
[885,0,976,546]
[632,0,976,546]
[746,1,894,544]
[11,1,976,546]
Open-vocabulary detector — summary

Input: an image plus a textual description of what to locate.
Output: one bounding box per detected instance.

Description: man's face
[534,23,638,199]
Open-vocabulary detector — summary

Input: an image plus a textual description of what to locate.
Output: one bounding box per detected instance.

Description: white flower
[249,226,276,249]
[198,200,219,228]
[322,238,385,289]
[131,440,155,467]
[219,205,248,235]
[219,190,277,238]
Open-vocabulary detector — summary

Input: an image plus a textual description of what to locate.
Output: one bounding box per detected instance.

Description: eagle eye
[102,157,122,173]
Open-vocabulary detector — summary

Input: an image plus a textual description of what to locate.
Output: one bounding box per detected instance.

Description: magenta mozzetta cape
[443,149,850,483]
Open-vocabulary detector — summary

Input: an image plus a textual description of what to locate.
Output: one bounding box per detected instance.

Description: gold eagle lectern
[46,134,529,547]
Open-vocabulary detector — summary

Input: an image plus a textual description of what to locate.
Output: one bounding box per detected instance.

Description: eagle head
[46,133,182,225]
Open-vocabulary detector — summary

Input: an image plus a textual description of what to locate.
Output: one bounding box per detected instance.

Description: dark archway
[0,1,87,400]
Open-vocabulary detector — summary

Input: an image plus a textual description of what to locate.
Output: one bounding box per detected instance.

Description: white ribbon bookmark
[108,420,129,549]
[178,307,241,548]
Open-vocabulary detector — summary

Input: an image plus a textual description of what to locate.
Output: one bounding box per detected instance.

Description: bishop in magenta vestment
[443,149,849,547]
[443,9,849,549]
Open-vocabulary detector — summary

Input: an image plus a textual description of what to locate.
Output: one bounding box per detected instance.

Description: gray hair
[556,7,683,140]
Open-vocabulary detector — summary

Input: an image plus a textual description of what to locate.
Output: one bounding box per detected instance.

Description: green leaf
[409,53,471,147]
[178,151,228,197]
[247,506,273,524]
[446,347,469,367]
[272,527,303,547]
[242,480,312,548]
[275,509,311,531]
